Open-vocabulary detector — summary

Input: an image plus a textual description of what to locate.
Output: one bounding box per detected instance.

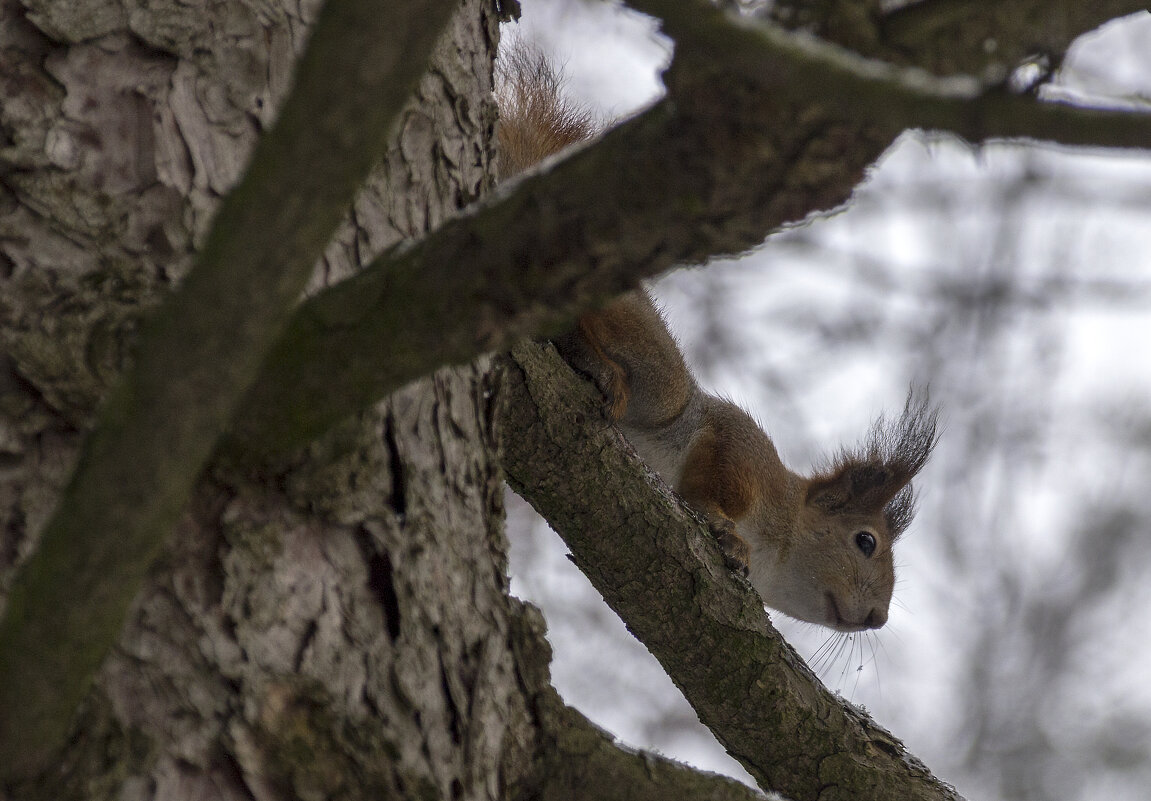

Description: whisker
[868,633,883,702]
[810,631,841,675]
[835,634,856,689]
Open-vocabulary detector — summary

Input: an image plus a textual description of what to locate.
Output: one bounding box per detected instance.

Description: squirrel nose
[826,593,888,631]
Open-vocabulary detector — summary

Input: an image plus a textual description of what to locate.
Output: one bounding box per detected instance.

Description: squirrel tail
[496,44,684,426]
[496,41,597,180]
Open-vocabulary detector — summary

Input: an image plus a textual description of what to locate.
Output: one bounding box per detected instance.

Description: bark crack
[383,410,407,517]
[439,652,464,747]
[356,526,401,641]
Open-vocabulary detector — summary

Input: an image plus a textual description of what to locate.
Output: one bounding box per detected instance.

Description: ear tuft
[806,464,890,513]
[806,389,939,537]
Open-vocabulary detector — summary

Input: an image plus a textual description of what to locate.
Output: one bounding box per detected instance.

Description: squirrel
[497,43,939,632]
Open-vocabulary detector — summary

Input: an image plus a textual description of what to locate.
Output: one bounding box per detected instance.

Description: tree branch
[878,1,1150,75]
[767,0,1149,75]
[637,0,1151,147]
[225,0,1151,461]
[0,0,459,779]
[532,689,775,801]
[508,594,775,800]
[223,90,808,458]
[499,341,963,801]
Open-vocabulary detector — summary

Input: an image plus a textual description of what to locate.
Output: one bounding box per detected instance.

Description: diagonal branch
[532,688,773,801]
[637,0,1151,147]
[768,0,1149,76]
[0,0,459,779]
[226,1,1151,460]
[499,341,964,801]
[878,1,1150,75]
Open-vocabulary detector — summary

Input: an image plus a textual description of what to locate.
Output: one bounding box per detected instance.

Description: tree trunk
[0,0,549,797]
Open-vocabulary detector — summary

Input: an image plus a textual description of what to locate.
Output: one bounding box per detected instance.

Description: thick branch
[768,0,1149,75]
[638,0,1151,146]
[500,342,963,801]
[226,1,1151,460]
[879,1,1150,75]
[0,0,458,779]
[223,95,757,457]
[723,7,1151,144]
[532,689,772,801]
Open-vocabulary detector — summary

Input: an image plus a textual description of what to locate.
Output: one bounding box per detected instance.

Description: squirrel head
[751,392,938,632]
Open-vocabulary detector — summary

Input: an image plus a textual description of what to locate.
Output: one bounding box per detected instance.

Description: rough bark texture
[0,0,1146,798]
[46,360,522,801]
[0,0,544,797]
[0,0,470,770]
[500,342,963,801]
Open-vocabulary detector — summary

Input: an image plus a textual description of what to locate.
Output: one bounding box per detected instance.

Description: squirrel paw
[594,371,628,422]
[709,518,750,577]
[595,385,625,422]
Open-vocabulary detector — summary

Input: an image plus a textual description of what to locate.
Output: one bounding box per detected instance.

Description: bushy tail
[496,42,597,179]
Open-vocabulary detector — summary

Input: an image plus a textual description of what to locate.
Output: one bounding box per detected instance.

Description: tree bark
[0,0,466,769]
[0,0,555,797]
[1,0,1148,798]
[500,342,962,801]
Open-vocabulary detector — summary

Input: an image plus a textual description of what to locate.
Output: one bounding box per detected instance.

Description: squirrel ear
[805,462,898,515]
[807,389,939,527]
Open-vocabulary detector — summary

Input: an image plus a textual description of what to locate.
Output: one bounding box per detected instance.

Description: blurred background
[500,3,1151,800]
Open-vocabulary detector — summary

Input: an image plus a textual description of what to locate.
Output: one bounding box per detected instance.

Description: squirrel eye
[854,531,876,558]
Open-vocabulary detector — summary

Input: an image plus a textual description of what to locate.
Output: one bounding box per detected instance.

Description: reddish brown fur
[677,408,771,567]
[570,295,694,429]
[576,315,632,421]
[806,391,939,539]
[679,412,757,525]
[496,43,597,180]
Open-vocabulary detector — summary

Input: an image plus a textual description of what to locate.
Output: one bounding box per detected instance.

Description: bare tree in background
[1,0,1150,799]
[901,155,1151,801]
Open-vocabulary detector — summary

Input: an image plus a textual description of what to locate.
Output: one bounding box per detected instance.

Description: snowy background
[502,3,1151,800]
